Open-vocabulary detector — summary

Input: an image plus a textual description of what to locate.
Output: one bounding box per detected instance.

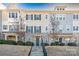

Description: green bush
[0,40,17,45]
[25,41,34,46]
[0,40,34,46]
[42,43,49,46]
[51,42,59,46]
[51,42,65,46]
[17,41,25,45]
[67,42,77,46]
[59,43,65,46]
[0,40,6,44]
[6,40,17,45]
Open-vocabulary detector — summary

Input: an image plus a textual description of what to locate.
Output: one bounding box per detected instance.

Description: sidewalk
[30,46,44,56]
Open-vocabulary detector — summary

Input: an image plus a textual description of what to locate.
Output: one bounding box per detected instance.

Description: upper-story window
[3,25,7,30]
[63,17,65,20]
[34,26,41,33]
[63,8,64,10]
[66,25,70,31]
[9,12,18,18]
[59,17,62,20]
[9,25,18,32]
[26,14,33,20]
[59,29,62,33]
[46,15,48,19]
[57,8,59,10]
[46,26,48,31]
[73,26,78,31]
[26,14,28,20]
[20,24,25,30]
[73,14,78,19]
[56,8,65,11]
[26,26,33,33]
[31,14,33,20]
[34,14,41,20]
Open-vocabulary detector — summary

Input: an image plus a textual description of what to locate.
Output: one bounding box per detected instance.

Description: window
[34,14,41,20]
[56,8,64,11]
[66,25,70,31]
[63,17,65,20]
[67,28,69,31]
[26,14,28,20]
[31,14,33,20]
[60,8,62,10]
[59,29,62,32]
[46,15,48,19]
[26,14,33,20]
[57,8,59,10]
[46,26,48,31]
[26,26,33,33]
[12,13,14,18]
[56,17,58,20]
[59,17,62,20]
[34,26,41,33]
[9,12,11,18]
[63,8,64,10]
[73,26,78,31]
[73,14,78,19]
[20,24,25,30]
[15,13,17,18]
[73,15,75,19]
[59,25,63,32]
[9,25,18,32]
[3,25,7,30]
[76,15,78,19]
[9,12,18,18]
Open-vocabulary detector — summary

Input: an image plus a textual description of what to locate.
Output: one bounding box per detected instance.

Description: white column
[5,34,7,40]
[16,35,18,42]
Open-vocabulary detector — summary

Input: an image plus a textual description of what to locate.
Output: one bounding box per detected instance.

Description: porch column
[5,34,7,40]
[16,35,18,42]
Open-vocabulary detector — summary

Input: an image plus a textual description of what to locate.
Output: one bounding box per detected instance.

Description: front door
[59,38,62,43]
[36,36,40,46]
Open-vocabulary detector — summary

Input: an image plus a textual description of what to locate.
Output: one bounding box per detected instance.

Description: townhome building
[0,3,79,46]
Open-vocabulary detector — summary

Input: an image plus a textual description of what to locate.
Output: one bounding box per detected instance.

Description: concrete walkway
[30,46,44,56]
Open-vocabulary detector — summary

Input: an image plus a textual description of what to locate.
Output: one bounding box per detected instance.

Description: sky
[3,3,55,10]
[17,3,55,9]
[3,3,79,10]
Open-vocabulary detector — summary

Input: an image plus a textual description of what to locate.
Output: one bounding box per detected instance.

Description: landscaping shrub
[17,41,25,45]
[0,40,6,44]
[6,40,17,45]
[51,42,65,46]
[67,42,77,46]
[51,42,59,46]
[0,40,34,46]
[25,41,34,46]
[42,43,49,46]
[0,40,17,45]
[59,43,65,46]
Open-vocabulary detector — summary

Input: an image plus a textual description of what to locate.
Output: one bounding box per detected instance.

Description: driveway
[45,46,79,56]
[0,45,31,56]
